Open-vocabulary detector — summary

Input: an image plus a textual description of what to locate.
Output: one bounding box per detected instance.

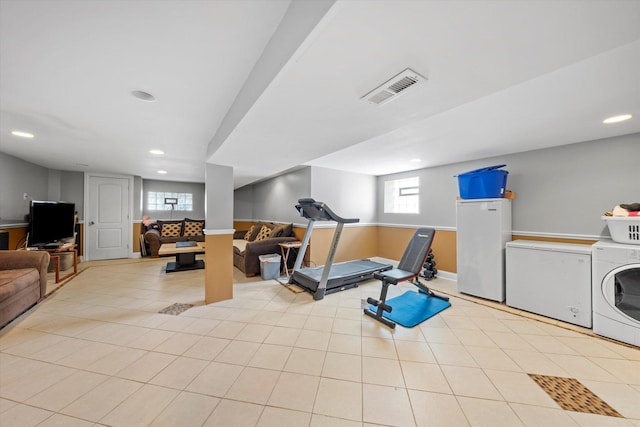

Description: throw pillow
[183,219,204,237]
[280,223,293,237]
[158,220,183,238]
[248,222,269,241]
[254,225,272,241]
[244,225,255,241]
[271,224,285,238]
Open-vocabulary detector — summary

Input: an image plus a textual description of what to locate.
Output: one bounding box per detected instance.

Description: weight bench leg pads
[363,279,397,329]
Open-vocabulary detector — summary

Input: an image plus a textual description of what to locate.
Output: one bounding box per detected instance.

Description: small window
[399,186,419,196]
[384,177,419,214]
[147,192,193,211]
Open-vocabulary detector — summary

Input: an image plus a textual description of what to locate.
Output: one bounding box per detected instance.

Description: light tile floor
[1,257,639,427]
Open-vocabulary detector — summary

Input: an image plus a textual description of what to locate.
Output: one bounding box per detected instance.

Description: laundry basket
[602,216,640,245]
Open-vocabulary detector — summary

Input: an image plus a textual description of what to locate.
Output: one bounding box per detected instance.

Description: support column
[204,164,234,304]
[204,231,233,303]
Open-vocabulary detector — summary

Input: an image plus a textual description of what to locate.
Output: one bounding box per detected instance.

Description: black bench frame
[364,227,450,328]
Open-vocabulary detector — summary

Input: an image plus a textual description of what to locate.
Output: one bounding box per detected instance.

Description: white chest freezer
[506,240,592,327]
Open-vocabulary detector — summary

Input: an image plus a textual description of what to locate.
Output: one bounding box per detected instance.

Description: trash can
[259,253,281,280]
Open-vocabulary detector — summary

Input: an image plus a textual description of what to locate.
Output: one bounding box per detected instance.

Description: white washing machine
[592,240,640,347]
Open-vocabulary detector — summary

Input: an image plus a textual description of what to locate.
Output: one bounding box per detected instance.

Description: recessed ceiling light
[11,130,34,138]
[603,114,632,124]
[157,170,167,175]
[131,90,156,102]
[149,149,164,155]
[410,158,422,163]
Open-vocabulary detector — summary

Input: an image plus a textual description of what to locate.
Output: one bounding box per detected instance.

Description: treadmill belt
[293,259,392,293]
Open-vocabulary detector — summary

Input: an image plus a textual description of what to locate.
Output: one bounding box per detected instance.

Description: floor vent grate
[158,303,193,315]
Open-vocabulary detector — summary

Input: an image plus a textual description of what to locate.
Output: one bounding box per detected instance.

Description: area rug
[369,290,451,328]
[529,374,622,417]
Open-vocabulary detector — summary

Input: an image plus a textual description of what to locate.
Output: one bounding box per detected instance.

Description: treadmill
[290,198,392,300]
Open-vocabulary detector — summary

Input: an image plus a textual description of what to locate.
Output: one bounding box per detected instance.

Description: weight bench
[364,227,450,328]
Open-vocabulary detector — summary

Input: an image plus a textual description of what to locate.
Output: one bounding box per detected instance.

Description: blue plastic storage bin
[456,164,508,199]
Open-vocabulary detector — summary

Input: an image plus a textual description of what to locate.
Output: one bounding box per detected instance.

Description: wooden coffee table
[158,241,205,273]
[33,243,78,283]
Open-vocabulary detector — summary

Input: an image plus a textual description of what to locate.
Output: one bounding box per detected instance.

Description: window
[384,177,419,213]
[147,192,193,211]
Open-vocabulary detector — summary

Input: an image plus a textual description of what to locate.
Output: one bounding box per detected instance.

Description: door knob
[89,221,95,226]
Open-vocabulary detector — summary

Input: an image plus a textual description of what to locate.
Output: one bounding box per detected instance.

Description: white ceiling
[1,0,639,188]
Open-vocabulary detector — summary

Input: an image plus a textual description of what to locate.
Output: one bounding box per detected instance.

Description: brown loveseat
[0,250,50,329]
[143,218,205,257]
[233,222,297,277]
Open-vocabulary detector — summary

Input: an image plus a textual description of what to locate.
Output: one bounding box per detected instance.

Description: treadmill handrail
[295,198,359,224]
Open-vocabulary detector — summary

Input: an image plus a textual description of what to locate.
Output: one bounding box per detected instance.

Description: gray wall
[47,170,61,201]
[8,131,634,241]
[60,171,85,220]
[0,150,205,225]
[246,167,312,224]
[142,179,206,220]
[0,153,85,222]
[311,167,377,223]
[0,152,51,221]
[377,133,640,239]
[233,166,378,225]
[133,176,143,220]
[233,185,254,220]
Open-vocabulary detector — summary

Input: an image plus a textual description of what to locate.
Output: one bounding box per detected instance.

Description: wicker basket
[602,216,640,245]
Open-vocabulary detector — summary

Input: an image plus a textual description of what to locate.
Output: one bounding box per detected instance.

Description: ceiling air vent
[362,68,426,106]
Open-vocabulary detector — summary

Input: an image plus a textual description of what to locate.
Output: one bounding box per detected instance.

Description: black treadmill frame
[289,198,392,300]
[292,259,392,296]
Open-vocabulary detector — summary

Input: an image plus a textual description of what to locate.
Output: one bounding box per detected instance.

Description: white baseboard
[435,270,456,282]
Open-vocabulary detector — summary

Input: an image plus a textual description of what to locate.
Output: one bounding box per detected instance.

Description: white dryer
[592,240,640,347]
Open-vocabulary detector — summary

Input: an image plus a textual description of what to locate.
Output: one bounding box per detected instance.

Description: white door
[86,175,130,260]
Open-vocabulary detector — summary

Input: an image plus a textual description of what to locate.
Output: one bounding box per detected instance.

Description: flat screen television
[28,201,76,247]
